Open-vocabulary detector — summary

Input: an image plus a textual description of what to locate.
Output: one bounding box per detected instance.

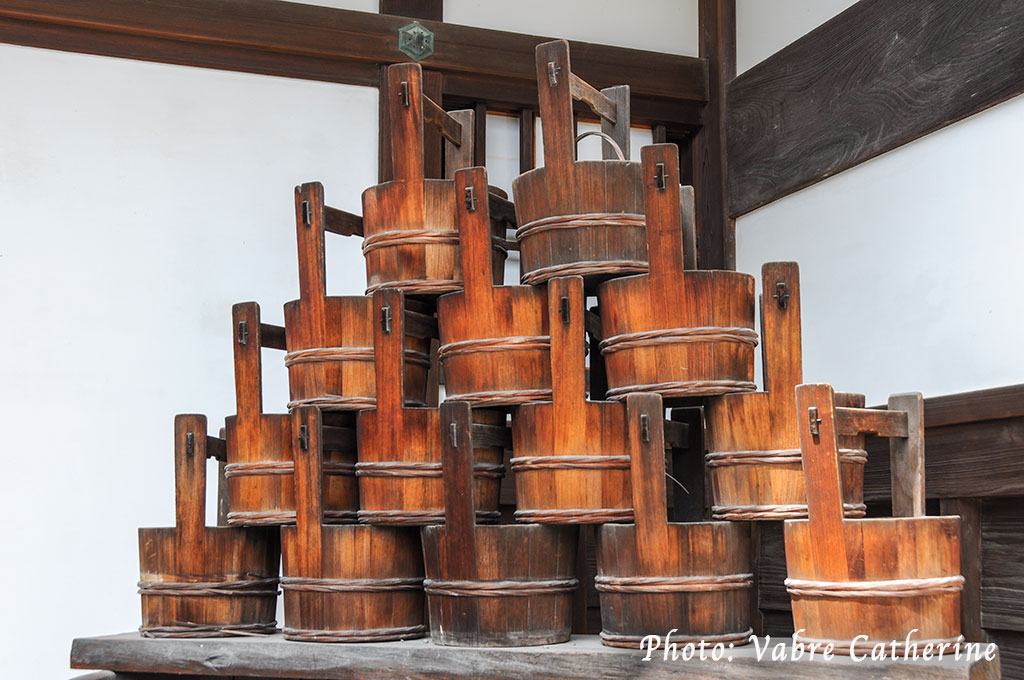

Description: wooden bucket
[596,394,753,648]
[285,182,431,411]
[438,166,551,408]
[596,144,756,402]
[422,402,578,646]
[784,384,962,653]
[704,263,867,520]
[281,406,426,642]
[356,287,505,525]
[511,275,632,524]
[361,63,507,296]
[512,40,646,288]
[224,302,359,526]
[138,415,280,637]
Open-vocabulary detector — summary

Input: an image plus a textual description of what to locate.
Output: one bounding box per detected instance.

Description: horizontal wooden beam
[71,632,997,679]
[726,0,1024,216]
[0,0,707,122]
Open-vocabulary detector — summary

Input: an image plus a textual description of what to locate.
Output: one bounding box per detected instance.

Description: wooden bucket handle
[624,393,672,567]
[174,414,209,570]
[548,276,587,418]
[795,383,851,580]
[831,392,926,518]
[760,262,803,414]
[388,63,472,186]
[536,40,630,186]
[294,182,328,315]
[291,405,324,576]
[231,302,288,423]
[371,287,407,420]
[440,400,480,579]
[454,166,495,306]
[641,144,689,285]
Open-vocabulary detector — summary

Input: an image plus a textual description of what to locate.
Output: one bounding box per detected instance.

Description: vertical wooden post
[473,102,488,167]
[693,0,736,270]
[519,108,536,173]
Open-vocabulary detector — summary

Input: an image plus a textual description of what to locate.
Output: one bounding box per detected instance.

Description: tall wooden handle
[888,392,926,518]
[454,166,494,304]
[795,384,850,581]
[761,262,803,418]
[372,287,407,418]
[294,182,327,311]
[440,400,479,578]
[388,63,426,189]
[625,393,671,568]
[291,406,324,576]
[174,414,207,565]
[536,40,576,206]
[599,85,630,160]
[232,302,264,422]
[444,109,475,179]
[548,276,586,414]
[641,144,685,283]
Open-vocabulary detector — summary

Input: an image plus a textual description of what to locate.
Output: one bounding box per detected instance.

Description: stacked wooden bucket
[136,39,963,653]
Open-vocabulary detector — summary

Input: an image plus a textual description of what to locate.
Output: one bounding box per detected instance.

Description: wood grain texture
[71,632,1000,678]
[865,417,1024,501]
[596,145,755,404]
[785,385,962,651]
[727,0,1024,216]
[378,0,441,22]
[138,416,280,636]
[225,302,358,527]
[0,0,707,103]
[421,401,577,647]
[981,499,1024,633]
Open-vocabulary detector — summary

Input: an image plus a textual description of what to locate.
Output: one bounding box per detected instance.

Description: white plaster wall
[734,2,1024,403]
[0,43,377,678]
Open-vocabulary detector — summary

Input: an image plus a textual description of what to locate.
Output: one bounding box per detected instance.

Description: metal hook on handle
[574,130,626,161]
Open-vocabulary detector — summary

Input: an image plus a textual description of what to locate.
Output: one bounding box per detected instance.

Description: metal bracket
[654,162,667,190]
[398,80,411,108]
[185,432,195,456]
[398,21,434,62]
[380,305,393,334]
[640,414,651,443]
[808,407,821,437]
[237,320,249,346]
[773,281,789,310]
[547,61,561,87]
[449,422,459,448]
[559,296,570,326]
[298,425,309,452]
[464,186,477,213]
[301,199,312,227]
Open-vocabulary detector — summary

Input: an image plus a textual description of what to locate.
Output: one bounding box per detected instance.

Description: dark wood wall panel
[982,500,1024,633]
[727,0,1024,216]
[865,417,1024,501]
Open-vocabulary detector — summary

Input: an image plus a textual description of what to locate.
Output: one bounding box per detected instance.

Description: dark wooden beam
[0,0,707,106]
[379,0,442,22]
[727,0,1024,216]
[691,0,734,269]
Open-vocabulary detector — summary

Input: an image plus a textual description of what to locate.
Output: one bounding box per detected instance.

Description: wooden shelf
[70,632,999,679]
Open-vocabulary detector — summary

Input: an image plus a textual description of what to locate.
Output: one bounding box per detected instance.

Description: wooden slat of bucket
[626,394,672,568]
